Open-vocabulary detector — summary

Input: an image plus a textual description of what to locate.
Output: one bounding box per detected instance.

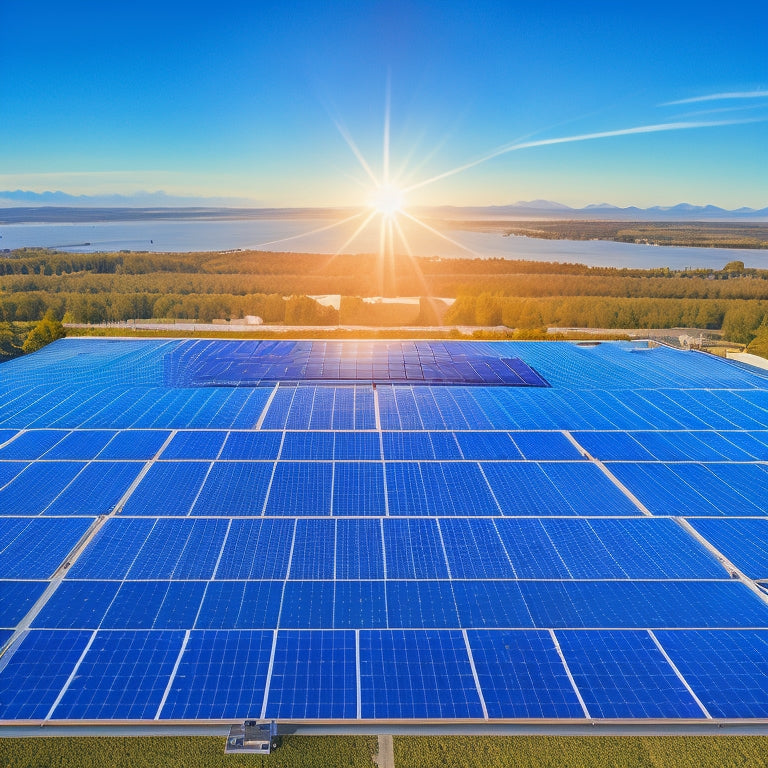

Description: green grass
[0,736,376,768]
[393,736,768,768]
[2,735,768,768]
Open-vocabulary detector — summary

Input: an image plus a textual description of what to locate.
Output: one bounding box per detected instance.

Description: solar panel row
[2,338,768,725]
[2,628,767,720]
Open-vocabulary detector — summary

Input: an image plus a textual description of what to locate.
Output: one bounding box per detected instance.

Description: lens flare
[369,185,404,217]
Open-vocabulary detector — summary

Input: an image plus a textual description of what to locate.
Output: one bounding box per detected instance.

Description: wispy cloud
[662,90,768,106]
[403,118,762,194]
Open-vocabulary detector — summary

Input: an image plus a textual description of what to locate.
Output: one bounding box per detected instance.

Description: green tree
[22,310,65,354]
[0,321,21,358]
[721,303,765,344]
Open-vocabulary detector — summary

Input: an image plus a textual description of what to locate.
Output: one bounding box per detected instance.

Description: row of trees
[445,294,768,344]
[4,253,768,301]
[2,249,767,345]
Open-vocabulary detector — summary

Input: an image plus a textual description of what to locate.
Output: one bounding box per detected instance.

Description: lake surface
[2,217,766,270]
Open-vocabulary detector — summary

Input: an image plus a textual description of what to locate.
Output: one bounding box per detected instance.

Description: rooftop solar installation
[2,337,768,730]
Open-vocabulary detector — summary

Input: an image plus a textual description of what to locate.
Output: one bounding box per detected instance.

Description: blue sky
[1,0,766,207]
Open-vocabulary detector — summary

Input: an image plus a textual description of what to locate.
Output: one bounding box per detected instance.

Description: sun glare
[370,185,404,217]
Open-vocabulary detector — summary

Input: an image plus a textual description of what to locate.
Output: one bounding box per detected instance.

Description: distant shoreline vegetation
[1,249,768,360]
[473,221,768,249]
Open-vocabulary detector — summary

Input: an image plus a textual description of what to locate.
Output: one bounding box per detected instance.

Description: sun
[369,184,404,218]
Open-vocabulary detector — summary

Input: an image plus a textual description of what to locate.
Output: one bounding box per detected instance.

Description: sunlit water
[1,217,766,270]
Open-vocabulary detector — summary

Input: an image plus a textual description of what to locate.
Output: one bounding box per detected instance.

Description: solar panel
[50,630,184,719]
[121,462,209,516]
[265,630,356,718]
[0,629,93,720]
[159,629,273,719]
[2,337,768,726]
[654,630,768,718]
[555,630,704,718]
[160,430,227,459]
[0,518,91,578]
[467,630,583,718]
[100,581,207,629]
[359,629,483,718]
[0,581,48,628]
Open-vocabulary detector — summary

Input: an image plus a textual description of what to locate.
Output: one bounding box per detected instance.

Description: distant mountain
[1,191,767,223]
[509,199,573,210]
[421,201,768,221]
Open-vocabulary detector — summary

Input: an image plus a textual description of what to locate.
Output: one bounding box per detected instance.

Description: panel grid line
[549,629,591,719]
[647,629,713,719]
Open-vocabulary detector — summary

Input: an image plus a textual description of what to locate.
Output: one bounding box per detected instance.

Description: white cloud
[662,91,768,106]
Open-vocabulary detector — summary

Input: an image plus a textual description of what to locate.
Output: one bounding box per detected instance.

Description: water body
[1,218,766,270]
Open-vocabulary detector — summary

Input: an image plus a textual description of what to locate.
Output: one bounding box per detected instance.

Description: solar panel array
[1,338,768,724]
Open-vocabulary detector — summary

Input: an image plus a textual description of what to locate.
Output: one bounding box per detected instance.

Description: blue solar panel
[215,518,295,579]
[0,430,68,460]
[540,463,640,515]
[655,630,768,718]
[265,462,332,515]
[336,519,384,578]
[101,581,206,629]
[386,581,460,628]
[33,581,120,629]
[690,519,768,579]
[333,431,381,460]
[439,519,515,579]
[334,581,387,628]
[520,581,768,629]
[51,629,184,719]
[218,431,282,460]
[630,430,737,461]
[67,518,154,579]
[290,519,335,579]
[556,630,704,718]
[281,431,334,460]
[4,338,768,724]
[0,518,91,578]
[45,461,143,516]
[382,519,449,579]
[264,630,357,718]
[511,432,583,460]
[717,430,768,460]
[96,430,170,459]
[453,581,532,628]
[382,431,462,460]
[0,581,48,628]
[0,461,86,515]
[42,430,117,460]
[126,519,229,579]
[481,463,587,516]
[419,463,499,515]
[195,581,283,629]
[191,461,273,516]
[0,629,92,720]
[161,430,227,459]
[360,629,483,718]
[0,461,28,490]
[454,431,522,460]
[570,431,656,461]
[279,581,335,628]
[385,462,429,514]
[120,461,209,516]
[467,630,584,718]
[517,518,725,580]
[159,630,273,719]
[0,429,18,445]
[332,462,386,515]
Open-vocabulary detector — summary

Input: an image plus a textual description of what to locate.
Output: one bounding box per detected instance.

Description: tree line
[2,249,768,344]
